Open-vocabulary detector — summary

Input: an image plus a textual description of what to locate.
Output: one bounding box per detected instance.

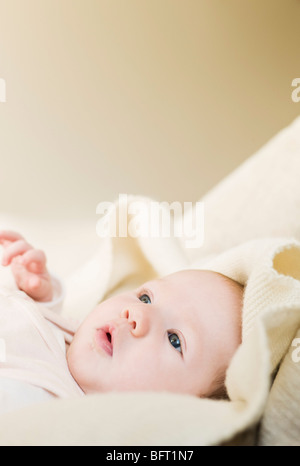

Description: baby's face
[67,270,243,397]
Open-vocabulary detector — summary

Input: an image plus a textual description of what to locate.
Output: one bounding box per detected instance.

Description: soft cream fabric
[0,116,300,445]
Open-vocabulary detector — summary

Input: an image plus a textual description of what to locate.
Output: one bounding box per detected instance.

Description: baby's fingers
[0,230,24,245]
[1,239,32,266]
[22,249,47,274]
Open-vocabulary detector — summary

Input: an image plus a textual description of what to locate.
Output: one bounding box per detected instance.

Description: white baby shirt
[0,276,84,415]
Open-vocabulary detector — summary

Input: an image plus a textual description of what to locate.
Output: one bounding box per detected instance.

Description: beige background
[0,0,299,225]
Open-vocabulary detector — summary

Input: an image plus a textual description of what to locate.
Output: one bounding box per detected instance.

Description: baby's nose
[120,307,150,337]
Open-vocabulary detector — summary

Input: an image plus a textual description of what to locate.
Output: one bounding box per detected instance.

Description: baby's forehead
[141,270,212,292]
[144,269,243,300]
[156,269,223,286]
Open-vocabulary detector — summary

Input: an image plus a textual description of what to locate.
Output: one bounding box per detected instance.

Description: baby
[0,230,244,399]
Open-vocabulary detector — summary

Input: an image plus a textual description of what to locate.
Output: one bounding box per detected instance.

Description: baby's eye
[139,294,151,304]
[168,332,182,354]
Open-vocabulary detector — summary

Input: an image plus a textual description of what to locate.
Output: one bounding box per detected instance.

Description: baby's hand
[0,230,53,302]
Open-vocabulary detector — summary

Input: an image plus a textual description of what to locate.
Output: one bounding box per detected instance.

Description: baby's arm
[0,230,53,303]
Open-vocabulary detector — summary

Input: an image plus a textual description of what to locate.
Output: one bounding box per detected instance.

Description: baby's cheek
[67,337,90,384]
[66,348,92,392]
[66,340,81,378]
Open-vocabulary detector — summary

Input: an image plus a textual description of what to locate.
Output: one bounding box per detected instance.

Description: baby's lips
[95,319,129,357]
[108,324,116,347]
[95,324,116,357]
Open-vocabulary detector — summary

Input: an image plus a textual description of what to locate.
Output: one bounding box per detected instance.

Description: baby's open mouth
[95,327,114,356]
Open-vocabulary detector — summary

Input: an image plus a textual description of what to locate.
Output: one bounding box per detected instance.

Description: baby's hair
[215,271,244,294]
[205,271,245,401]
[209,369,229,400]
[215,271,244,330]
